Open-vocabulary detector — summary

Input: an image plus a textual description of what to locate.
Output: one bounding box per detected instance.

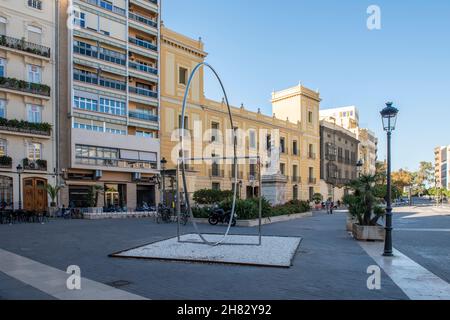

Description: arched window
[0,176,13,209]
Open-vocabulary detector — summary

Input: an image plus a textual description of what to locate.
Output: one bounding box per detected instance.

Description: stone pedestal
[261,173,288,206]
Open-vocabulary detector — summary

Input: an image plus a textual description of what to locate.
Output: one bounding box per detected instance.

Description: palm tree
[45,184,63,207]
[344,174,385,226]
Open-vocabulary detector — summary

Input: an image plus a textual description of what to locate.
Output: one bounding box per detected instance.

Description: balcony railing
[73,70,126,91]
[129,12,158,28]
[99,77,126,91]
[129,111,158,122]
[292,176,300,183]
[129,86,157,98]
[209,169,224,178]
[229,171,244,179]
[308,177,317,184]
[0,77,50,97]
[308,152,316,160]
[129,61,158,75]
[76,157,157,170]
[129,37,157,52]
[82,0,126,16]
[73,43,126,66]
[23,159,47,171]
[0,35,50,58]
[0,118,52,136]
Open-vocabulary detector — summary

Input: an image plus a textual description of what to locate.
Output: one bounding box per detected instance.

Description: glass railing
[73,70,126,91]
[76,157,157,170]
[129,86,158,98]
[129,111,158,122]
[99,77,126,91]
[128,12,157,28]
[82,0,126,16]
[129,37,157,52]
[129,61,157,75]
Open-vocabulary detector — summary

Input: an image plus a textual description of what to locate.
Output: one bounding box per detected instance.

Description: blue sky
[162,0,450,171]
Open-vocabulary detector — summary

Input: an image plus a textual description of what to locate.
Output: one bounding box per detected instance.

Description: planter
[352,224,385,241]
[346,215,357,231]
[48,207,58,217]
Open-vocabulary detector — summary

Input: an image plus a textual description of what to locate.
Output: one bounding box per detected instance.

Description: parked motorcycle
[208,205,236,227]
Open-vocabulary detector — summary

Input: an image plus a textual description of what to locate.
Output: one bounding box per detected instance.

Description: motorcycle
[208,205,237,227]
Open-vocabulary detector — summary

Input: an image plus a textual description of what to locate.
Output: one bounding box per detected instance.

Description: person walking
[330,200,334,214]
[325,198,331,214]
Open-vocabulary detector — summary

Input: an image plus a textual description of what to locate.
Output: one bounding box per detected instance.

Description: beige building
[434,146,450,189]
[319,120,359,201]
[57,0,161,209]
[320,106,378,176]
[0,0,56,210]
[160,27,321,204]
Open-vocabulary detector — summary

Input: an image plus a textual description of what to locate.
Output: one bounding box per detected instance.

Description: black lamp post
[160,157,167,206]
[16,164,24,210]
[380,102,399,257]
[356,159,364,177]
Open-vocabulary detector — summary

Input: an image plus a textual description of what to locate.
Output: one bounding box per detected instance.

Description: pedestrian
[325,198,331,214]
[330,200,334,214]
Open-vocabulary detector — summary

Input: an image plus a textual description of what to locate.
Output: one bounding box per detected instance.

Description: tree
[343,174,385,226]
[415,161,433,195]
[44,184,63,207]
[392,169,413,193]
[375,161,387,185]
[87,185,104,208]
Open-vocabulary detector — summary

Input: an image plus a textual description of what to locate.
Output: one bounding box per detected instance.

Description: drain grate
[106,280,132,288]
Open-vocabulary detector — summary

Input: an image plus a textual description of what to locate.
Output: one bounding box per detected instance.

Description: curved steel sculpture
[179,62,238,246]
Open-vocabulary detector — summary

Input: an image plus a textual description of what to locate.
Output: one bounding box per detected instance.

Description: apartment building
[160,27,321,204]
[434,146,450,189]
[319,120,359,201]
[57,0,161,209]
[320,106,378,175]
[0,0,56,210]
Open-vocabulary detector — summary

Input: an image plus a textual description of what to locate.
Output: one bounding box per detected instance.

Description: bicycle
[156,203,172,224]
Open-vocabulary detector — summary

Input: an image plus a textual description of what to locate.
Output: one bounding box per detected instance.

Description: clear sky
[162,0,450,171]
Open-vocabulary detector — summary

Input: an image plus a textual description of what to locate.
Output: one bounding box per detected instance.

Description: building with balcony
[57,0,161,209]
[319,120,359,202]
[160,27,321,204]
[0,0,56,210]
[434,146,450,189]
[320,106,378,176]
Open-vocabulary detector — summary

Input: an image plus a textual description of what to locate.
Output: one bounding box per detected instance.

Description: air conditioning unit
[94,170,102,180]
[132,172,142,181]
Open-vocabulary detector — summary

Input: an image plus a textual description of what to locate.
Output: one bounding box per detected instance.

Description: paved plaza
[0,205,449,300]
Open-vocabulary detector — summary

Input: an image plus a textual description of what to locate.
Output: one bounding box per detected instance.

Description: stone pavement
[1,208,445,300]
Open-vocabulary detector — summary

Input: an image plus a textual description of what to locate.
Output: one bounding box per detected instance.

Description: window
[27,65,42,84]
[99,98,126,116]
[280,137,286,153]
[280,163,285,175]
[73,122,104,132]
[0,99,6,118]
[27,104,42,123]
[74,96,98,112]
[27,25,42,44]
[292,165,298,180]
[105,127,126,135]
[293,186,298,200]
[0,139,7,156]
[0,58,5,77]
[309,187,314,201]
[308,111,313,123]
[249,163,256,178]
[211,122,219,142]
[179,67,188,85]
[100,0,113,11]
[293,140,298,155]
[308,144,314,158]
[0,176,13,208]
[249,130,256,149]
[73,11,86,29]
[27,142,42,160]
[212,183,220,191]
[178,115,188,129]
[28,0,42,10]
[136,131,155,138]
[0,17,6,36]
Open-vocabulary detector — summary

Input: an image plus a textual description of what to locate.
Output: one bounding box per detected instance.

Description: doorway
[23,178,48,211]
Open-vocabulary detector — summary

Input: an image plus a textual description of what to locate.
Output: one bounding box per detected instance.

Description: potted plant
[344,175,386,241]
[312,193,323,210]
[44,183,62,208]
[0,155,12,168]
[87,185,104,213]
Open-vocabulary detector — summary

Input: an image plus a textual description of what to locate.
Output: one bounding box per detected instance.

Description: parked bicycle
[156,203,172,224]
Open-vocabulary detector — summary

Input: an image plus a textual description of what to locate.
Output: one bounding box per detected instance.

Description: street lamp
[356,159,364,177]
[160,157,167,206]
[16,164,24,210]
[380,102,399,257]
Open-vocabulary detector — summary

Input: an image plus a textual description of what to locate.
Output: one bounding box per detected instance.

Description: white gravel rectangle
[112,234,302,268]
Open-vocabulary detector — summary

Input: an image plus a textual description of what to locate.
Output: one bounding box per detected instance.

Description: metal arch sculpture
[179,62,238,246]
